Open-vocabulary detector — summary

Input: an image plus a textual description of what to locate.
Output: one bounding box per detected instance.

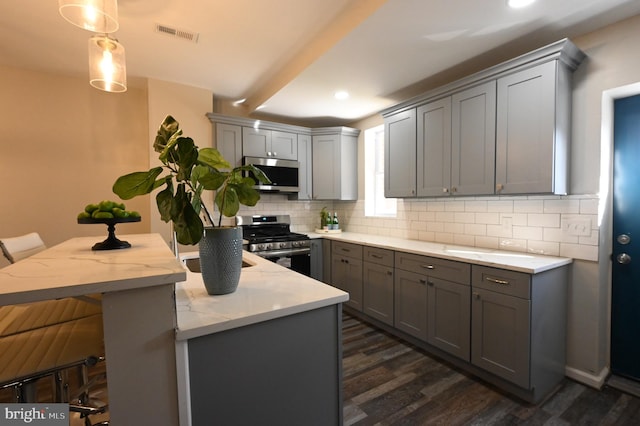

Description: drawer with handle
[472,265,531,299]
[364,246,394,267]
[395,252,470,284]
[332,241,363,260]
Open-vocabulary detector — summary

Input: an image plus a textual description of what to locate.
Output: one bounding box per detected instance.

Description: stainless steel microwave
[243,156,299,193]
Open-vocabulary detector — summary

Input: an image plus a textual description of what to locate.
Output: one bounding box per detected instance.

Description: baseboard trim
[607,375,640,398]
[565,366,609,389]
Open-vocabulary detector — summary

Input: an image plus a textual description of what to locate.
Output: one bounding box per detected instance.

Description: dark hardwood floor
[342,312,640,425]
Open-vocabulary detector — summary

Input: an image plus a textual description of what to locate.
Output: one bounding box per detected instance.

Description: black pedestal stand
[77,217,142,250]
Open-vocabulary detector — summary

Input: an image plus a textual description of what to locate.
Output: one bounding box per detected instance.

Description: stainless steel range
[236,214,311,275]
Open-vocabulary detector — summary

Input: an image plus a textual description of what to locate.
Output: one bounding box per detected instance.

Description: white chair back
[0,232,47,264]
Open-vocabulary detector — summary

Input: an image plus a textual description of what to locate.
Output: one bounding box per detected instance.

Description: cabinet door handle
[473,292,480,299]
[419,279,427,285]
[451,187,457,193]
[341,248,351,253]
[442,188,449,193]
[371,254,383,259]
[344,259,349,264]
[421,264,435,270]
[496,183,504,193]
[485,277,510,285]
[387,270,393,276]
[427,281,434,286]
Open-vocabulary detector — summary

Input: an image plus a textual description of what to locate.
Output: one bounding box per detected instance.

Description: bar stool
[0,233,109,425]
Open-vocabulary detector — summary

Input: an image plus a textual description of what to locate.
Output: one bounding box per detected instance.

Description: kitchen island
[1,233,348,425]
[175,251,348,426]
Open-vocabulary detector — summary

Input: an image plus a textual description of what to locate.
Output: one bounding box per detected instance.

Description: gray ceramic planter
[198,226,242,295]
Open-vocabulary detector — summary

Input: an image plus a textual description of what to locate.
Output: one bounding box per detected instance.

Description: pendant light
[58,0,119,34]
[88,34,127,92]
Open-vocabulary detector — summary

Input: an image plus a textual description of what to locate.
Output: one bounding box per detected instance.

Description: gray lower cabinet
[427,276,471,361]
[331,241,363,311]
[187,305,343,425]
[394,268,427,340]
[362,247,394,326]
[394,252,470,357]
[471,265,568,402]
[330,238,568,403]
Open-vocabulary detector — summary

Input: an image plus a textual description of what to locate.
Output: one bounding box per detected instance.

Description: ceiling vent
[155,24,199,43]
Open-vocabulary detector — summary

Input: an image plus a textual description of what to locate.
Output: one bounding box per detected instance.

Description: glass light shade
[59,0,119,33]
[88,35,127,93]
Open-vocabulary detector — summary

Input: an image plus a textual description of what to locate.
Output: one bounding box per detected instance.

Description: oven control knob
[259,244,267,250]
[279,242,287,249]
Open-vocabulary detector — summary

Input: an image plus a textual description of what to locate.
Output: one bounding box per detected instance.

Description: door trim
[599,82,640,383]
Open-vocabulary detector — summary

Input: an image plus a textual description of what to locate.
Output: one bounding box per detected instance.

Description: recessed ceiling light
[334,91,349,100]
[508,0,535,8]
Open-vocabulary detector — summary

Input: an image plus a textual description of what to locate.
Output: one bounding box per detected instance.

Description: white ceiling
[2,0,640,126]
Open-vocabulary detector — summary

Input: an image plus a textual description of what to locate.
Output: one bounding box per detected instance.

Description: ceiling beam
[241,0,388,113]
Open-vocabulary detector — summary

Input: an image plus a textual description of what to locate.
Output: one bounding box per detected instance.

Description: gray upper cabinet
[495,61,569,195]
[417,97,451,197]
[416,81,496,197]
[384,109,416,197]
[312,127,360,200]
[215,123,243,167]
[293,133,313,200]
[242,127,298,160]
[382,38,584,198]
[451,81,496,195]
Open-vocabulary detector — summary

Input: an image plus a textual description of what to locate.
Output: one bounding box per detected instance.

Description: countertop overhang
[175,251,348,341]
[0,233,186,306]
[308,232,572,274]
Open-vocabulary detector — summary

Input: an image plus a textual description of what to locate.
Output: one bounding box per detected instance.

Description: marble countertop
[175,251,348,341]
[307,232,572,274]
[0,233,186,306]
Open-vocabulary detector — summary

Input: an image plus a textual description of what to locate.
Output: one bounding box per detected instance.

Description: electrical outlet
[563,217,592,237]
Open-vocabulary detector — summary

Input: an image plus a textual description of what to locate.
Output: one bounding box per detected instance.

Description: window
[365,125,397,217]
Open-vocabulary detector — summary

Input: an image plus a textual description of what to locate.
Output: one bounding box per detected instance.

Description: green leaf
[153,116,182,153]
[171,184,204,245]
[173,202,204,245]
[198,169,228,191]
[231,181,261,207]
[215,185,240,218]
[156,181,174,222]
[240,164,272,184]
[198,148,231,170]
[112,167,164,200]
[175,137,198,182]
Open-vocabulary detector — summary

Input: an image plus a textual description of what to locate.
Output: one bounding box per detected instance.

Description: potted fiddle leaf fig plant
[112,115,270,295]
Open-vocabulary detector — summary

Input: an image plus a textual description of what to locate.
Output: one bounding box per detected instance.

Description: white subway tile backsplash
[528,213,561,227]
[247,193,600,262]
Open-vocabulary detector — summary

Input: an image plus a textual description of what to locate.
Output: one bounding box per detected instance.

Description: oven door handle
[252,247,311,258]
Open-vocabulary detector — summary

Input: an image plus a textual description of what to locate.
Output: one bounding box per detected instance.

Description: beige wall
[0,65,150,267]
